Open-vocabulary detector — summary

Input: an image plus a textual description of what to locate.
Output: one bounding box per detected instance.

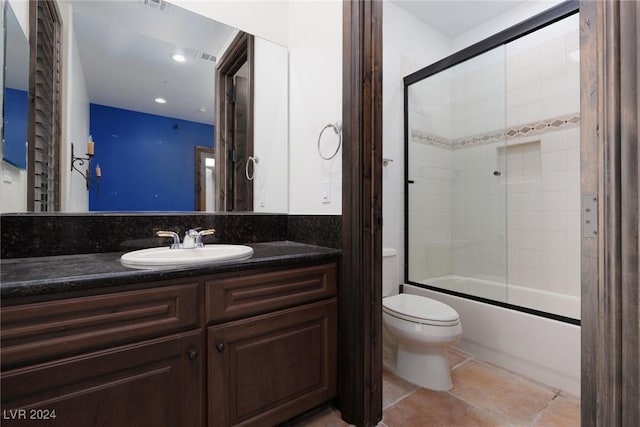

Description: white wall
[171,0,288,47]
[7,0,27,36]
[287,0,342,214]
[0,164,27,212]
[451,0,564,52]
[59,1,90,212]
[383,1,451,284]
[253,37,289,213]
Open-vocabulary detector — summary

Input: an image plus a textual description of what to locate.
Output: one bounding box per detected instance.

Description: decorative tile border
[411,113,580,150]
[409,130,451,150]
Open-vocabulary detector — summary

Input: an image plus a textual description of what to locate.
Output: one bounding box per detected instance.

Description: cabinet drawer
[206,263,336,323]
[208,299,337,427]
[1,283,201,369]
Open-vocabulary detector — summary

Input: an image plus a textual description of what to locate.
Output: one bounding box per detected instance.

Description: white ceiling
[391,0,525,39]
[4,4,29,91]
[70,0,236,125]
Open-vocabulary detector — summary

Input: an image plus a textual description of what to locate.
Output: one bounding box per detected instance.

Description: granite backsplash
[1,213,341,259]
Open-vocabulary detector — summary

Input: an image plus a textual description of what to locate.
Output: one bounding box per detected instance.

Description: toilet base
[395,344,452,391]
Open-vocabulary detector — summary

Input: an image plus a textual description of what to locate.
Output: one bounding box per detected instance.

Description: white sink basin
[121,245,254,269]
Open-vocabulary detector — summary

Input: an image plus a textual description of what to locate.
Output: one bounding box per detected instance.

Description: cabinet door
[1,330,203,427]
[209,299,337,427]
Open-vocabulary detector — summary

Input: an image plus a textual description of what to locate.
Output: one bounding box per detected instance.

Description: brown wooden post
[340,1,383,426]
[580,0,639,425]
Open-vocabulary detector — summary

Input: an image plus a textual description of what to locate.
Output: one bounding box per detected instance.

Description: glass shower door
[406,45,508,304]
[405,11,581,321]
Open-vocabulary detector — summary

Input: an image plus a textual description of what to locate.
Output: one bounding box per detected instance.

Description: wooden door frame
[581,1,639,425]
[340,1,383,426]
[214,31,254,211]
[195,146,215,211]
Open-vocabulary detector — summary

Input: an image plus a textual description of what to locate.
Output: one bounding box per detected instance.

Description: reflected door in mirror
[231,75,252,211]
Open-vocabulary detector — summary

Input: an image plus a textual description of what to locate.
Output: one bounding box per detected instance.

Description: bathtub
[419,275,581,320]
[403,280,581,396]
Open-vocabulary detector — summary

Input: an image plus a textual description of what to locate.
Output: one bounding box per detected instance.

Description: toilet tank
[383,248,398,297]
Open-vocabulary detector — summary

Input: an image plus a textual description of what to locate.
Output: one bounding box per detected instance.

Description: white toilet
[382,248,462,391]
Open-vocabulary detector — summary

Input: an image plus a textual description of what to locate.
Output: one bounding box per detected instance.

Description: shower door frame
[402,0,581,325]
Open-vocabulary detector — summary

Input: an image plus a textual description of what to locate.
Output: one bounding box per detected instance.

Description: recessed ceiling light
[155,97,167,104]
[171,53,187,63]
[199,106,207,112]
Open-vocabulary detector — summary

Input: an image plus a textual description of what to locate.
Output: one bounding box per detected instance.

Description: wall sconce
[70,141,101,193]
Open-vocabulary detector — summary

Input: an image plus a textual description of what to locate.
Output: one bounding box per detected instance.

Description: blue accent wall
[2,88,28,169]
[89,104,214,211]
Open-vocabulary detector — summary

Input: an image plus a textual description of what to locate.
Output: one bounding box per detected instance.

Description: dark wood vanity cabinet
[0,282,204,427]
[1,331,204,427]
[208,299,337,427]
[206,262,338,427]
[0,261,338,427]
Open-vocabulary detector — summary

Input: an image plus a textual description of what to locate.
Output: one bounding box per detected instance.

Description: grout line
[443,390,512,426]
[473,357,564,396]
[528,390,562,427]
[449,354,473,370]
[382,387,419,411]
[447,391,513,426]
[448,358,569,427]
[447,358,542,426]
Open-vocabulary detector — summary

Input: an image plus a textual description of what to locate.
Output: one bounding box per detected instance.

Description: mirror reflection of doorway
[195,147,215,211]
[231,73,252,211]
[215,32,254,211]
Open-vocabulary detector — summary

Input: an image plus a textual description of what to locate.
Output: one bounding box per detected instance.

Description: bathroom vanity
[0,241,339,427]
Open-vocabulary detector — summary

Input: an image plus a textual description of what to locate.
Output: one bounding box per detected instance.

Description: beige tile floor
[291,348,580,427]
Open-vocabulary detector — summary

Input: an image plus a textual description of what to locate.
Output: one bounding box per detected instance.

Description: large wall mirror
[1,0,29,212]
[0,0,289,213]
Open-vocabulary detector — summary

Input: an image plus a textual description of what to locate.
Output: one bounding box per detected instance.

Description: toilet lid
[383,293,460,326]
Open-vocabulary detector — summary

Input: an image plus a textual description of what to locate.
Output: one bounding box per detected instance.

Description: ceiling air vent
[199,52,217,63]
[139,0,169,13]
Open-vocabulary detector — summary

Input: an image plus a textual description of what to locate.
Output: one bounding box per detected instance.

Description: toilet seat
[383,293,460,326]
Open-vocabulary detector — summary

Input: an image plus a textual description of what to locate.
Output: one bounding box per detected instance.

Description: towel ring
[317,122,342,160]
[245,156,259,181]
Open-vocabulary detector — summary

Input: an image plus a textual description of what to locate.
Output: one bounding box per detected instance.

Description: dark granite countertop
[0,241,341,301]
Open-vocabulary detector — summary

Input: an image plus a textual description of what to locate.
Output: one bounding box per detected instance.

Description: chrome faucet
[156,230,181,249]
[195,229,216,247]
[182,229,199,249]
[156,228,216,249]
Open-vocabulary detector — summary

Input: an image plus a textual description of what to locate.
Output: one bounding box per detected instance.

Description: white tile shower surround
[408,124,581,312]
